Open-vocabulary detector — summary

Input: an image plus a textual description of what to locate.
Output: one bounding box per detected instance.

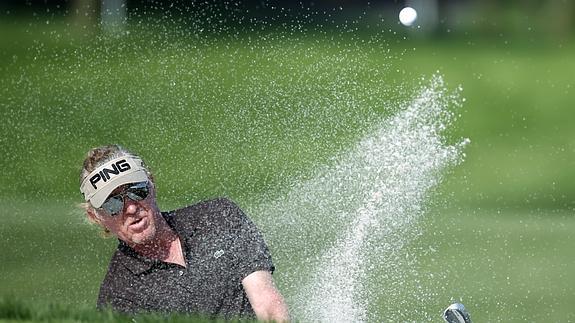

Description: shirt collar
[116,212,185,275]
[117,240,159,275]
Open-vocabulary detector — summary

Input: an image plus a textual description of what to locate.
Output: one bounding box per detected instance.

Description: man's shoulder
[186,197,237,211]
[168,197,238,217]
[164,197,243,230]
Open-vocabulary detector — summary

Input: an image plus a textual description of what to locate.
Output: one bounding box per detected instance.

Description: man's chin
[129,226,156,245]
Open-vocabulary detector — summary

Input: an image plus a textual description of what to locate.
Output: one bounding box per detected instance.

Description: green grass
[0,199,111,305]
[391,39,575,209]
[0,296,239,322]
[0,22,404,208]
[1,19,574,209]
[1,16,575,322]
[410,206,575,322]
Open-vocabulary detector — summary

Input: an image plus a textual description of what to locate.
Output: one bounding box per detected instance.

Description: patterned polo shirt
[96,198,274,319]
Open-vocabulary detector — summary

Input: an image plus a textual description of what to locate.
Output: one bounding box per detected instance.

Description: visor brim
[88,170,149,208]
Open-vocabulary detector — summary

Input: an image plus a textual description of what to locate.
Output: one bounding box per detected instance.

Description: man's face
[91,182,161,246]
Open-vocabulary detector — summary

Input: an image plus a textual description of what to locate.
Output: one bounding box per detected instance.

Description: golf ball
[399,7,417,26]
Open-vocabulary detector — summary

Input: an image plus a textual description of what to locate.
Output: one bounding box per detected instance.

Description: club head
[443,303,471,323]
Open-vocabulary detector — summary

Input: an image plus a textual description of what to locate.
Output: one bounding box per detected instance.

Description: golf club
[443,303,471,323]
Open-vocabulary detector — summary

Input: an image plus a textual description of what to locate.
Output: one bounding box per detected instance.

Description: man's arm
[242,270,290,322]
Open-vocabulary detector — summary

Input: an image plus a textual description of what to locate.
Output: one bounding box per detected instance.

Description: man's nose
[123,198,138,215]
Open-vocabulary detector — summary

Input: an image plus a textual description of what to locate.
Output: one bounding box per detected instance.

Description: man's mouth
[128,216,148,231]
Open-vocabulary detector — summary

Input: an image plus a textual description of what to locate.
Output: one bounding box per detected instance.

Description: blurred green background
[1,0,574,321]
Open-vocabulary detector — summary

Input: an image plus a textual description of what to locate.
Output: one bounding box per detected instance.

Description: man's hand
[242,270,290,322]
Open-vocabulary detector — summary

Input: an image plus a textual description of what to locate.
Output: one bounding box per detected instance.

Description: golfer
[79,145,289,321]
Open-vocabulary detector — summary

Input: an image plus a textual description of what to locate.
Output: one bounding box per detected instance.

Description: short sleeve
[219,199,275,281]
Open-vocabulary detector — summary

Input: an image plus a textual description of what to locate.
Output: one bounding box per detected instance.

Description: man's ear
[86,207,101,225]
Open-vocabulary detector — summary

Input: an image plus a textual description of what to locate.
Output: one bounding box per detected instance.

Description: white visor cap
[80,155,149,208]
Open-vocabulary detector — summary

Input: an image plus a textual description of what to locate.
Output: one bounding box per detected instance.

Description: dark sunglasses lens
[127,185,149,201]
[99,182,149,216]
[101,196,124,215]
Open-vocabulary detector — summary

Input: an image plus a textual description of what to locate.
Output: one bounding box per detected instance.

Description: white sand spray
[252,75,469,321]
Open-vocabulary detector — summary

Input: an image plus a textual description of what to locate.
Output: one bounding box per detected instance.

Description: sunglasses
[98,181,150,216]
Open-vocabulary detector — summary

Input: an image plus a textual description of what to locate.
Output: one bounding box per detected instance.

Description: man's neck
[132,215,186,267]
